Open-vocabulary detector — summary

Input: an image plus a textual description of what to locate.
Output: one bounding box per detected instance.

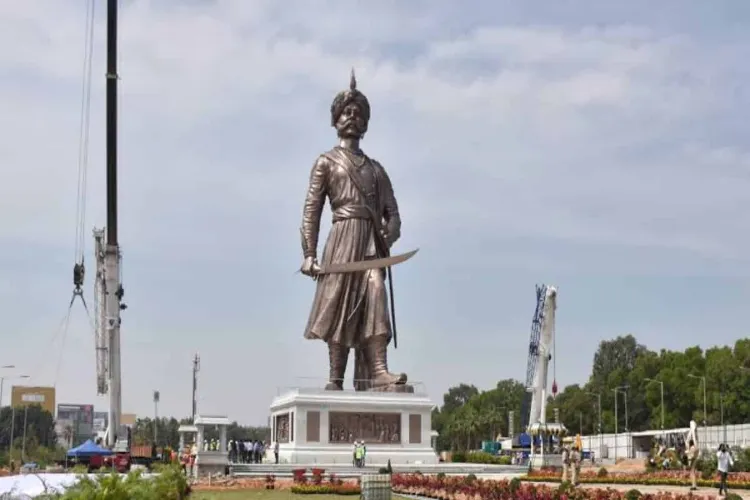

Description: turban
[330,69,371,127]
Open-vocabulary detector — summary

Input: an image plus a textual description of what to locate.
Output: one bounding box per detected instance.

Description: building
[10,385,56,414]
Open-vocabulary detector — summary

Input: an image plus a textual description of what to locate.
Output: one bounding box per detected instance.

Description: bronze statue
[300,70,415,392]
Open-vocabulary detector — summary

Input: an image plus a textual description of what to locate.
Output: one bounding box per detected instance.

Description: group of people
[560,437,582,485]
[229,439,280,464]
[352,440,367,468]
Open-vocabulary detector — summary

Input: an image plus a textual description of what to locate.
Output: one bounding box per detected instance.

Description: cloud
[0,0,748,423]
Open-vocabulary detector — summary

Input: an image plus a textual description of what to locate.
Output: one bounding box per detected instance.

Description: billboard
[10,386,56,414]
[56,403,95,447]
[93,411,108,433]
[121,413,136,426]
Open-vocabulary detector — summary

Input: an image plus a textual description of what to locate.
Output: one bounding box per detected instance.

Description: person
[571,443,581,486]
[273,440,279,464]
[717,443,734,496]
[300,70,408,391]
[561,440,571,483]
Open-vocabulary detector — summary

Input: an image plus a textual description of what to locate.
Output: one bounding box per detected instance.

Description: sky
[0,0,749,425]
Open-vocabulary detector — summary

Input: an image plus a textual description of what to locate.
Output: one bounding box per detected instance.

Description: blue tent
[67,439,113,457]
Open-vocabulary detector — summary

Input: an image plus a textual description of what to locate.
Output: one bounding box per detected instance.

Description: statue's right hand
[301,256,321,279]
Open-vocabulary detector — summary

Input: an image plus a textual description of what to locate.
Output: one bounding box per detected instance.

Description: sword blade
[317,249,419,275]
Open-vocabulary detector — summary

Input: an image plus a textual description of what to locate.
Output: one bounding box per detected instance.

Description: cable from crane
[72,0,96,296]
[46,0,97,389]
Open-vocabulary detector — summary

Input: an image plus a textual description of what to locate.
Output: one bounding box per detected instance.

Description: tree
[434,335,750,450]
[0,404,56,449]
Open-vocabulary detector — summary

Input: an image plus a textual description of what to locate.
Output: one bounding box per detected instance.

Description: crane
[521,285,558,431]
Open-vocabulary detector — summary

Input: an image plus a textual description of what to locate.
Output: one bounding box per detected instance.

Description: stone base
[194,451,229,477]
[269,388,438,466]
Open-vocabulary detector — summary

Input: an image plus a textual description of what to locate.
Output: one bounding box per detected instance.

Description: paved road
[532,481,749,499]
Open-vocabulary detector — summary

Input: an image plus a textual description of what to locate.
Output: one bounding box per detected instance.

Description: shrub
[436,472,446,480]
[451,450,512,465]
[291,484,361,495]
[625,489,642,500]
[34,465,190,499]
[596,467,608,477]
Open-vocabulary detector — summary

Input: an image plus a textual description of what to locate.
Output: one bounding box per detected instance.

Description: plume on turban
[330,69,371,127]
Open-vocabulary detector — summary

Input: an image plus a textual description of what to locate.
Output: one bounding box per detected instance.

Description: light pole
[587,391,602,462]
[688,374,707,434]
[9,406,15,462]
[613,385,628,460]
[644,378,665,437]
[21,405,29,461]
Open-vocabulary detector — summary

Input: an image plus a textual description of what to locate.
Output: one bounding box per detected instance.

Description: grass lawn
[192,490,410,499]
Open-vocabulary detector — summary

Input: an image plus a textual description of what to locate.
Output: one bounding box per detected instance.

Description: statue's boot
[325,343,348,390]
[366,336,407,388]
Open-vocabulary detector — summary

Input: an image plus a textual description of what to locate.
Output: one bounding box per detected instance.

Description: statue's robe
[301,146,400,389]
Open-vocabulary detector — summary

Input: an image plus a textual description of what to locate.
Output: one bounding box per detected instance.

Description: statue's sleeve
[380,167,401,248]
[301,156,329,258]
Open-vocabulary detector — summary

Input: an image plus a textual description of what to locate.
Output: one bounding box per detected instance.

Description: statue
[300,70,415,392]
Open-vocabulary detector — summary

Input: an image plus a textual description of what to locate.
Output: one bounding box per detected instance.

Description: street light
[644,378,665,433]
[4,374,30,460]
[587,391,602,463]
[613,385,628,460]
[688,374,707,427]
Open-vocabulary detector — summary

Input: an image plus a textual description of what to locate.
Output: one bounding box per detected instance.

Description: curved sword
[316,249,419,275]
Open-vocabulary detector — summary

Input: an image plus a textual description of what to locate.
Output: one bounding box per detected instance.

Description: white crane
[523,285,567,466]
[527,285,557,429]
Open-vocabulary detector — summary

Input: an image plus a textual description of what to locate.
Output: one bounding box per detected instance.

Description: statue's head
[331,69,371,139]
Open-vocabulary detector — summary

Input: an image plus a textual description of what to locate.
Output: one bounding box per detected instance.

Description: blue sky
[0,1,749,425]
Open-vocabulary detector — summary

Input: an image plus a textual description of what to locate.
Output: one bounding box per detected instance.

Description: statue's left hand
[380,228,390,247]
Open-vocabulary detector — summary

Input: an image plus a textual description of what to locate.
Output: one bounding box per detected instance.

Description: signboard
[93,411,108,433]
[56,403,95,447]
[10,386,56,414]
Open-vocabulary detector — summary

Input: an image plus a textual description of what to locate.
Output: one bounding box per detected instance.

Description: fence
[579,423,750,462]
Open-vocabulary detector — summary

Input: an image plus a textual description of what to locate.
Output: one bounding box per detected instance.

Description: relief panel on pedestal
[329,412,401,444]
[275,413,290,443]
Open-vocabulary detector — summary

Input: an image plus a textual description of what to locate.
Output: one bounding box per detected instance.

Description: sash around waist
[331,205,376,222]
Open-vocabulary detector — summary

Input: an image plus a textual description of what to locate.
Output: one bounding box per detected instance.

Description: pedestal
[269,388,438,465]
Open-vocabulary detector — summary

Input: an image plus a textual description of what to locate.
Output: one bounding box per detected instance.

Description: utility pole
[100,0,125,449]
[153,390,160,445]
[192,354,200,421]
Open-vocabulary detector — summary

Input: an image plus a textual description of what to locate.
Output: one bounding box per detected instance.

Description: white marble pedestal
[269,387,438,466]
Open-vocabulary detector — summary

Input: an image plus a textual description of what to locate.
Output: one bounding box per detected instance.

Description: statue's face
[336,102,367,138]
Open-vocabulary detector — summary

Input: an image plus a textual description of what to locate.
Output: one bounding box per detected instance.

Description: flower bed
[392,473,727,499]
[524,468,750,489]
